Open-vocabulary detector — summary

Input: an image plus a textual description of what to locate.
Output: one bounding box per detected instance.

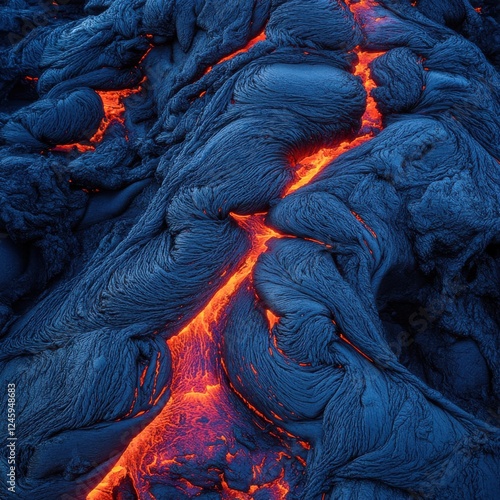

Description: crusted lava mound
[1,0,500,499]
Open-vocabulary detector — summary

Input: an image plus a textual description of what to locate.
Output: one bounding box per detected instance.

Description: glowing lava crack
[88,45,384,499]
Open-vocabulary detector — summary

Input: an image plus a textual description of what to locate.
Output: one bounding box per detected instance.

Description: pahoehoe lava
[0,0,500,499]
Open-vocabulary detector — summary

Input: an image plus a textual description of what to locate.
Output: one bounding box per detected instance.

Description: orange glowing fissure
[204,31,267,76]
[88,37,383,500]
[51,84,144,153]
[53,32,263,153]
[51,39,153,153]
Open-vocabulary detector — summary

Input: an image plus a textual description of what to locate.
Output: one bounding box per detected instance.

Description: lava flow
[204,31,267,76]
[283,48,383,196]
[88,36,384,500]
[51,85,143,153]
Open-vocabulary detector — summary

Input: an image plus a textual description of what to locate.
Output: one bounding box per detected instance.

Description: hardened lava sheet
[0,0,500,499]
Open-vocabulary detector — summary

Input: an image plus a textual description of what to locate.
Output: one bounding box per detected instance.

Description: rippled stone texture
[0,0,499,499]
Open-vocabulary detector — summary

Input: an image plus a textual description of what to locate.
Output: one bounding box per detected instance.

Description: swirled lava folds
[0,0,500,499]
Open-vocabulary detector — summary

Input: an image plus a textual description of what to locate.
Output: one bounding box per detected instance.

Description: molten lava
[52,85,144,153]
[283,46,383,197]
[219,32,267,65]
[89,15,385,500]
[204,32,267,76]
[346,0,379,18]
[87,216,290,499]
[354,50,385,131]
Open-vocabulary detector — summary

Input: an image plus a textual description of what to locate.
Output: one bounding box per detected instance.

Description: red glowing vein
[88,39,383,500]
[51,86,143,153]
[52,41,153,153]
